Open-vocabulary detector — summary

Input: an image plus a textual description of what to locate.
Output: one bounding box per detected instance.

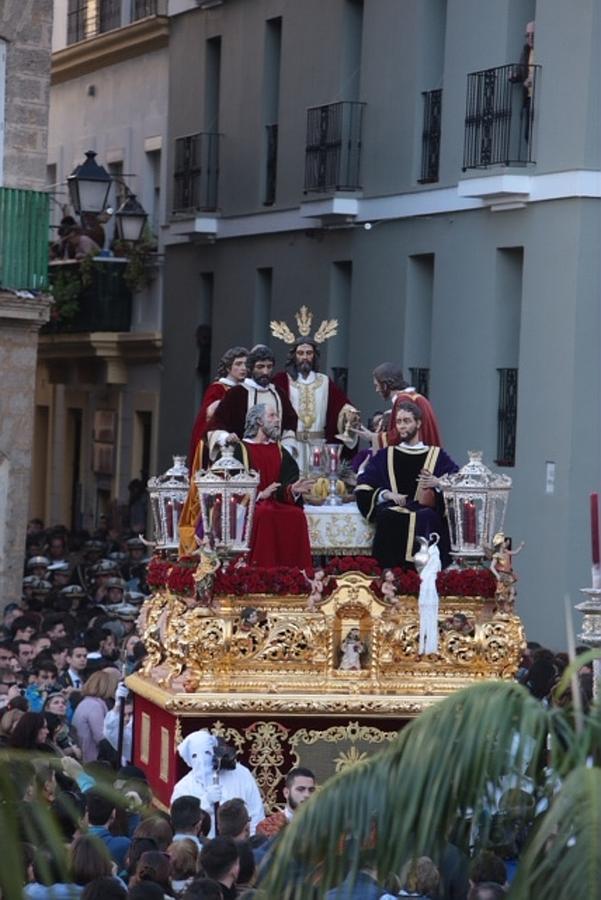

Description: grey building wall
[0,0,53,189]
[160,0,601,648]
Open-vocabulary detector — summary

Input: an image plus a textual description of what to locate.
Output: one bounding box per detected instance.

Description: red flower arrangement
[147,553,495,599]
[167,564,195,596]
[146,558,172,590]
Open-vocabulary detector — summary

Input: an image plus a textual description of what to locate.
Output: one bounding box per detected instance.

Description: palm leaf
[262,682,552,898]
[511,766,601,899]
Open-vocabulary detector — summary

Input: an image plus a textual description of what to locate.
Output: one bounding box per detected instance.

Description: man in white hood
[170,729,264,837]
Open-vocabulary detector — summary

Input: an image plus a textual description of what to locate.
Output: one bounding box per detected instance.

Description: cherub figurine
[303,568,329,611]
[338,627,366,671]
[192,539,221,608]
[380,569,400,611]
[490,532,525,612]
[240,606,261,631]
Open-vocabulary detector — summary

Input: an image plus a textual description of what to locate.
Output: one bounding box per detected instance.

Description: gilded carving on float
[132,571,524,715]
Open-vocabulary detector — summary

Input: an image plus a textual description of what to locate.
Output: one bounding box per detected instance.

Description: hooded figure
[170,729,265,837]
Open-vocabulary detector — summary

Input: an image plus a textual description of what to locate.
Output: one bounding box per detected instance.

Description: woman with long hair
[8,712,51,752]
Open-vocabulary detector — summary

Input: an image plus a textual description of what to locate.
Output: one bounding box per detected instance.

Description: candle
[591,493,600,566]
[463,499,476,545]
[312,448,322,469]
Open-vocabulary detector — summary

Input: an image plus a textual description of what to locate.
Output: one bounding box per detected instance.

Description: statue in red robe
[180,347,248,556]
[372,362,442,448]
[235,403,313,570]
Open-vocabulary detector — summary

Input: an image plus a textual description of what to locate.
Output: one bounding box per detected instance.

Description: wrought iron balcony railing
[0,187,49,292]
[409,367,431,398]
[173,132,220,214]
[418,90,442,184]
[44,259,132,333]
[304,100,365,193]
[67,0,122,44]
[264,123,278,206]
[496,367,518,467]
[131,0,159,20]
[463,64,540,169]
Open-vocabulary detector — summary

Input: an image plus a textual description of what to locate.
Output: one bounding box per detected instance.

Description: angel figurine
[413,533,441,656]
[380,569,401,612]
[338,627,366,671]
[489,532,525,612]
[303,568,329,611]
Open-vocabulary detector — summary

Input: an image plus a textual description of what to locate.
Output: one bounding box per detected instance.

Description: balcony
[43,258,132,333]
[0,187,49,292]
[304,101,365,193]
[132,0,160,20]
[66,0,164,45]
[463,64,541,169]
[172,132,220,215]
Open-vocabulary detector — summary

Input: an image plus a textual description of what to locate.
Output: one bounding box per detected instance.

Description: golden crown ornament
[270,305,338,345]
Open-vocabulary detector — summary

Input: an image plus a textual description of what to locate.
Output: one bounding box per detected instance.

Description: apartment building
[159,0,601,646]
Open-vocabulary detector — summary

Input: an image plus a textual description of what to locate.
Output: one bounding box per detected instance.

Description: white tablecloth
[305,502,374,555]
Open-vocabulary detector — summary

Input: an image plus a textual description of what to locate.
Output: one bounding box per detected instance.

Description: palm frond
[511,766,601,900]
[263,682,552,897]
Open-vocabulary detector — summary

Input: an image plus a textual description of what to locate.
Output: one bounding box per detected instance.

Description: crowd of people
[0,505,590,898]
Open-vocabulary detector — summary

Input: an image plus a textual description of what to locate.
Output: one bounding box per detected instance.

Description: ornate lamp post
[194,446,260,558]
[439,450,512,564]
[147,456,190,553]
[67,150,112,216]
[115,193,148,243]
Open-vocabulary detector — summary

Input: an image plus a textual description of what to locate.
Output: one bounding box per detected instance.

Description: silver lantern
[147,456,190,551]
[439,450,512,562]
[194,446,260,557]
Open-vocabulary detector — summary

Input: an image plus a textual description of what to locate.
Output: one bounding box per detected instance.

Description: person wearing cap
[104,577,126,607]
[1,603,22,639]
[22,578,53,613]
[26,556,50,579]
[91,559,119,604]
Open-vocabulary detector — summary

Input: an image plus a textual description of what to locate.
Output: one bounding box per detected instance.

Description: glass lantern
[438,450,512,562]
[194,446,260,557]
[147,456,190,552]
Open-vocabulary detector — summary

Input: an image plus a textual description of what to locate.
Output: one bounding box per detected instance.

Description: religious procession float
[127,311,527,810]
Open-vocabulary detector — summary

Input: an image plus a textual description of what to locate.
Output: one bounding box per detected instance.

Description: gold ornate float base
[129,572,524,805]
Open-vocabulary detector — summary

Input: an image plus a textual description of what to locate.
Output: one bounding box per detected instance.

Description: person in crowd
[171,796,211,850]
[25,661,61,712]
[256,767,316,838]
[72,668,120,762]
[132,816,174,853]
[168,839,200,897]
[8,711,51,752]
[217,799,251,841]
[181,880,224,900]
[128,850,173,896]
[60,642,89,691]
[85,790,132,870]
[82,877,127,900]
[171,730,264,837]
[199,838,240,900]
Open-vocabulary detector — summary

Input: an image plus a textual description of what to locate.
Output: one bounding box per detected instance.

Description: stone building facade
[0,0,53,604]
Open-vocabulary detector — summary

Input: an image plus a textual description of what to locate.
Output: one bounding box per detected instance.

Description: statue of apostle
[207,345,298,458]
[356,401,458,569]
[179,346,248,556]
[371,362,441,448]
[234,404,314,569]
[271,307,359,474]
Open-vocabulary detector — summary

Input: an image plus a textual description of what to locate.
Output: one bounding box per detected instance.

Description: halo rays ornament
[270,306,338,345]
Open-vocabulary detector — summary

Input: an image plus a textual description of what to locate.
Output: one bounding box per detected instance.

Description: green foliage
[113,229,158,294]
[261,679,601,900]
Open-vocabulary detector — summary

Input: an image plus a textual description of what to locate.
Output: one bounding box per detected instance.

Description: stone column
[0,292,51,606]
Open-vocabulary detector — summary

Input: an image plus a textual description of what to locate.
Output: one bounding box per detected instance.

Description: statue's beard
[253,372,271,387]
[262,422,281,441]
[296,360,313,377]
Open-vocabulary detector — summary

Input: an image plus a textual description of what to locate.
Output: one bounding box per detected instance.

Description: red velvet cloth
[244,442,312,570]
[188,381,229,467]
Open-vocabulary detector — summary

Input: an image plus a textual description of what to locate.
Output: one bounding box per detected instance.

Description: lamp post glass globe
[115,193,148,243]
[67,150,112,216]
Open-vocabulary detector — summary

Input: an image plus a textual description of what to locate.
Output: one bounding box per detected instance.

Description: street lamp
[148,456,190,553]
[67,150,112,216]
[194,446,260,558]
[115,193,148,243]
